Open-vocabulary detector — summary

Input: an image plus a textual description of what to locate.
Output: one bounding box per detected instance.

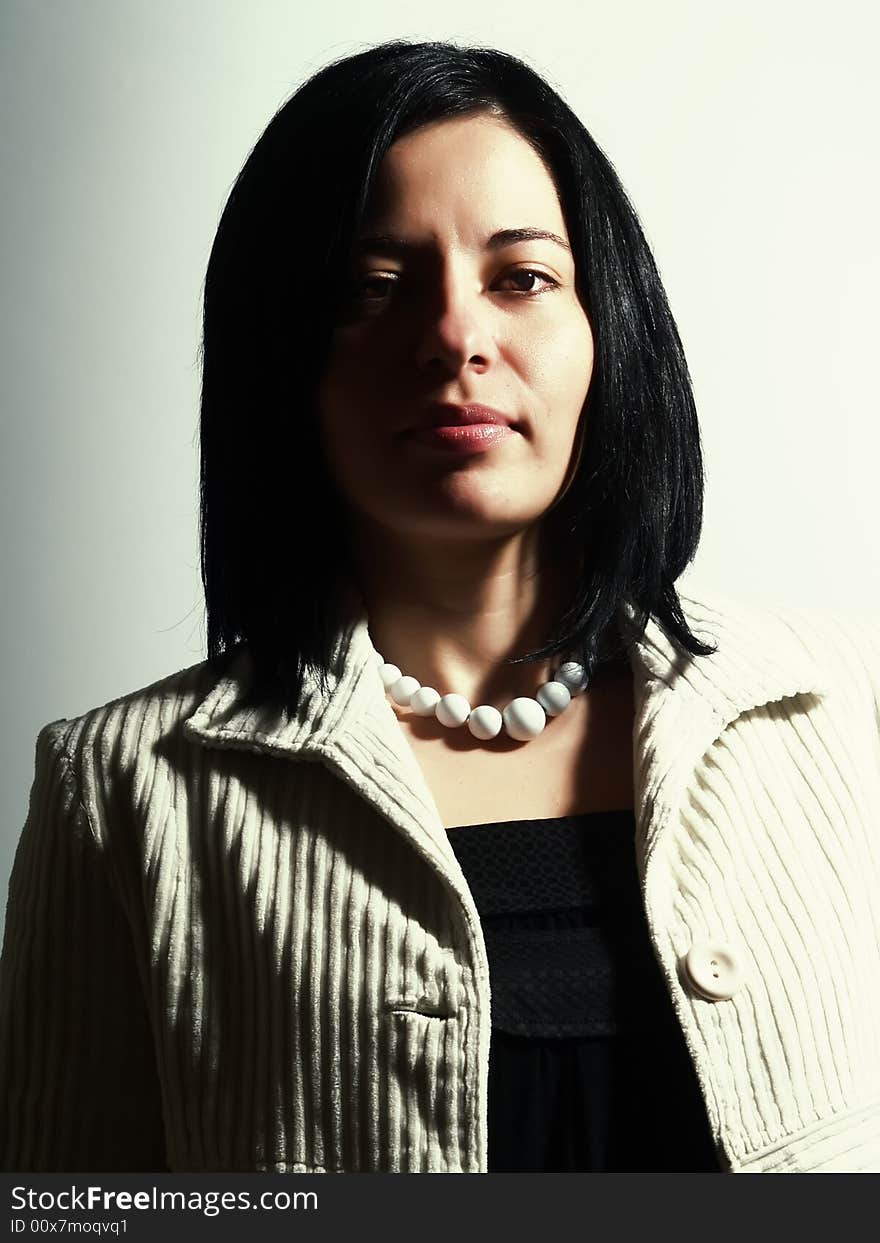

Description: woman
[2,40,879,1174]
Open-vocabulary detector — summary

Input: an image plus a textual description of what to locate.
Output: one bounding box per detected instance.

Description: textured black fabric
[447,812,722,1173]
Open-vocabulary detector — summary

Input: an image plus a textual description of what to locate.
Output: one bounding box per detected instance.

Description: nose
[413,268,497,377]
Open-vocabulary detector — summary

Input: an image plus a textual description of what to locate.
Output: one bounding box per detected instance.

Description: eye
[348,265,561,306]
[352,272,397,298]
[351,273,398,303]
[495,267,560,296]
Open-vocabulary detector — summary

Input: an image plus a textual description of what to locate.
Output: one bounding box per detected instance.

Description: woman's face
[316,111,594,546]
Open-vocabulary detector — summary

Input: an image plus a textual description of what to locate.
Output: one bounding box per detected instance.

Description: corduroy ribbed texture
[1,585,879,1172]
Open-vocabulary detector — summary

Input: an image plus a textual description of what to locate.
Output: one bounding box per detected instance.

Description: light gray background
[2,0,878,908]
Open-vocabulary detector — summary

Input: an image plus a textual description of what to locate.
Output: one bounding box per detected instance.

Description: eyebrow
[354,226,572,256]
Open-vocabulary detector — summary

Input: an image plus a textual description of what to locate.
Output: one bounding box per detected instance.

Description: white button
[682,941,743,1001]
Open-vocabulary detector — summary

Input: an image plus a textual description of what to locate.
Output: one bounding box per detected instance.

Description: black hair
[198,38,717,714]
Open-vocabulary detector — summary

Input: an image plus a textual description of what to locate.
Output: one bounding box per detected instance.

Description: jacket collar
[182,582,831,867]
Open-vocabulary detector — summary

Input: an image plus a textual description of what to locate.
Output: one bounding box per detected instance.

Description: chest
[389,667,637,829]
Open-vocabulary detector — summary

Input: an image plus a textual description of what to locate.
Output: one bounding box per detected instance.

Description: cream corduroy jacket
[1,585,879,1173]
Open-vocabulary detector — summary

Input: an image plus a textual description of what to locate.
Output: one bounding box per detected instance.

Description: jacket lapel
[183,584,832,873]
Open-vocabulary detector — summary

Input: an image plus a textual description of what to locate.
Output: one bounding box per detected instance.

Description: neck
[348,519,582,708]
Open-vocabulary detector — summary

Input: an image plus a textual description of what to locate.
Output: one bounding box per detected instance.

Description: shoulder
[35,655,232,781]
[677,578,880,716]
[678,578,878,658]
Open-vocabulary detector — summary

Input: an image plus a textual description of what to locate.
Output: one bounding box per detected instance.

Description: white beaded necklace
[374,649,590,742]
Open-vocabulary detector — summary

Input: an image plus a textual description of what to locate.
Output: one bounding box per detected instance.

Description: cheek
[525,314,594,411]
[318,330,397,431]
[316,373,356,480]
[325,324,390,385]
[316,368,392,505]
[560,317,594,411]
[318,352,373,437]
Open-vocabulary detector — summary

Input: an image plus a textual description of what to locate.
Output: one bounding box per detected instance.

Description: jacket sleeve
[0,722,169,1172]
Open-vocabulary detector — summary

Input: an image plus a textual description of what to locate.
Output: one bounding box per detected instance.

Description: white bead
[389,675,420,706]
[556,661,588,694]
[502,696,546,741]
[536,680,572,716]
[379,662,402,689]
[410,686,441,716]
[468,705,503,740]
[435,693,471,728]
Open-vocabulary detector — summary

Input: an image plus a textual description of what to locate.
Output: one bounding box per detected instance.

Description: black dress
[446,811,723,1173]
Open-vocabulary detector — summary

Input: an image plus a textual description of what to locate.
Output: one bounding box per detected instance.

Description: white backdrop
[2,0,878,903]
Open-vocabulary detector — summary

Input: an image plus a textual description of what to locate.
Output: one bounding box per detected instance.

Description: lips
[409,422,516,454]
[421,403,517,430]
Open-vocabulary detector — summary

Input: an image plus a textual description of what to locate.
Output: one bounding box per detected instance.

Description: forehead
[364,113,565,232]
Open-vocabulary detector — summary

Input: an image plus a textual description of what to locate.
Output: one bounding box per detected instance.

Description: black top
[446,811,722,1173]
